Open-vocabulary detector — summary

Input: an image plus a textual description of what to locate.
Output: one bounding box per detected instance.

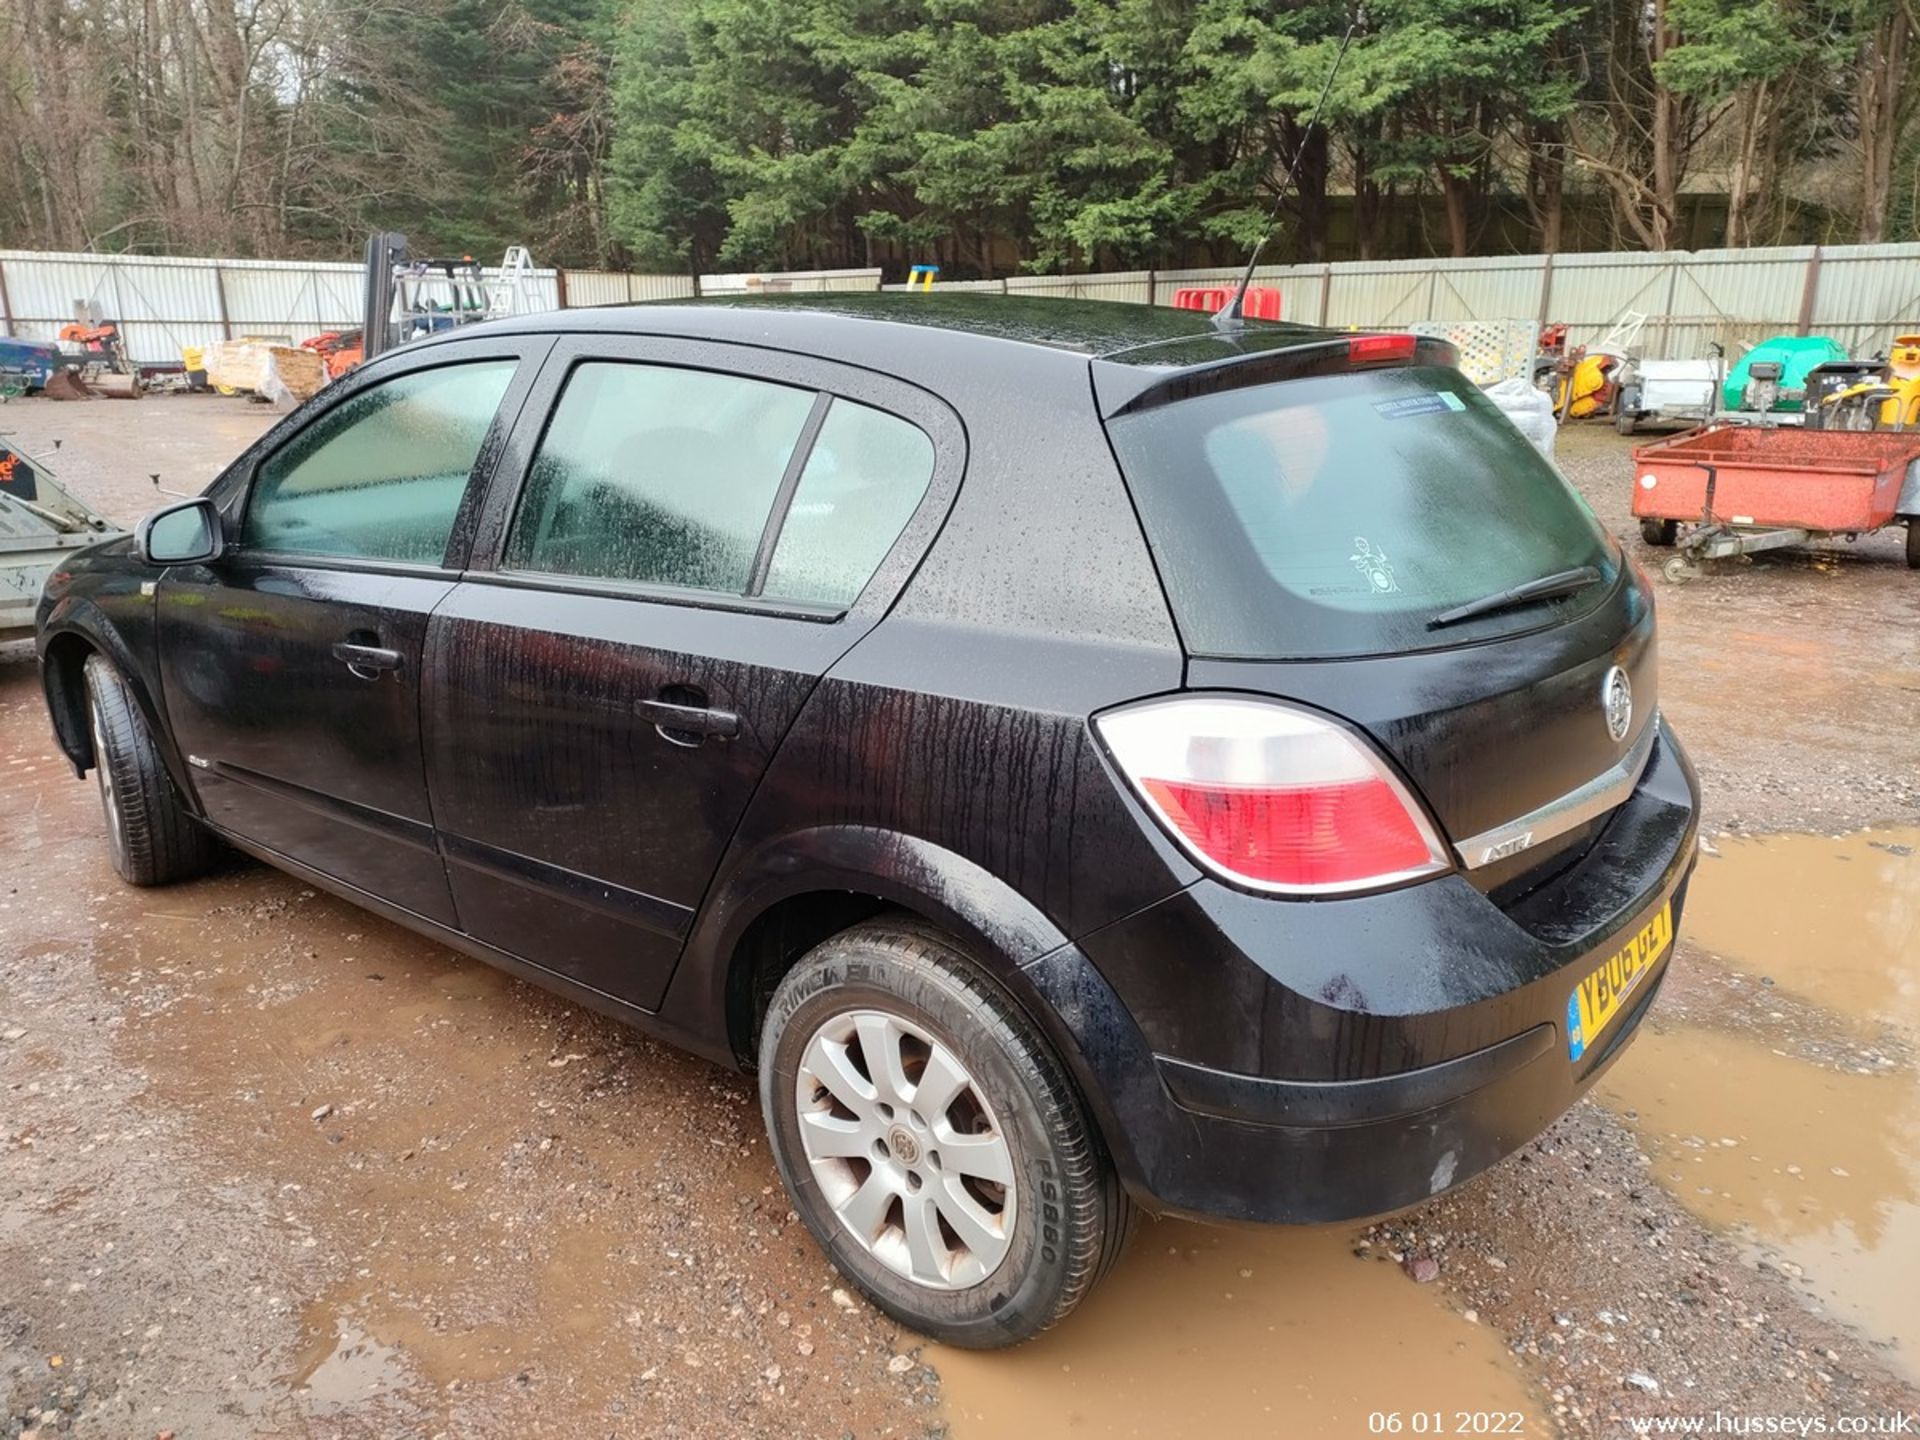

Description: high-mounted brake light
[1347,333,1418,366]
[1095,696,1451,895]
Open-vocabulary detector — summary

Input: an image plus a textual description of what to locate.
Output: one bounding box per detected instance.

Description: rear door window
[505,362,814,593]
[505,362,934,609]
[1106,366,1617,658]
[246,360,516,563]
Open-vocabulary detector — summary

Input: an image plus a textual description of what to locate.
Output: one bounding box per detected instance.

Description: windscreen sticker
[1349,536,1400,594]
[1372,392,1465,420]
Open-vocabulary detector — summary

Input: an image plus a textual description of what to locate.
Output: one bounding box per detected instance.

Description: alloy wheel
[89,690,125,867]
[794,1009,1016,1291]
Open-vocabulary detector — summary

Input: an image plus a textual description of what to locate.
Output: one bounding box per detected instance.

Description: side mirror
[135,497,224,566]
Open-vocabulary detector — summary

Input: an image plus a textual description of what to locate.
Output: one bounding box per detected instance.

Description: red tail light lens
[1347,332,1418,366]
[1095,696,1451,895]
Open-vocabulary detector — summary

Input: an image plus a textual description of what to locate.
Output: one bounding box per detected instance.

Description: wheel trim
[88,690,125,865]
[795,1009,1017,1292]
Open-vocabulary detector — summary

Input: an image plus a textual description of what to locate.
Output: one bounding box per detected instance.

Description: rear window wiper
[1426,565,1603,630]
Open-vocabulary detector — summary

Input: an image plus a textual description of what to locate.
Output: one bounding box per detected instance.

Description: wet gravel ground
[2,394,1919,1438]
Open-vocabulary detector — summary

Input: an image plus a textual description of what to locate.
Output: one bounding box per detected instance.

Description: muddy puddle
[1681,829,1920,1032]
[935,1222,1540,1438]
[1598,828,1920,1380]
[33,861,897,1434]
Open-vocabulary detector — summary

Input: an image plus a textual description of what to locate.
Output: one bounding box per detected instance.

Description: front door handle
[636,698,740,744]
[332,640,404,680]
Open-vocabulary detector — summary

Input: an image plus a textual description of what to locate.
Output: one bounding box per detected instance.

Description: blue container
[0,337,63,391]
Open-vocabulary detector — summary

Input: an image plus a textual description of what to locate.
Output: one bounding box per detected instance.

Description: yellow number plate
[1567,902,1672,1061]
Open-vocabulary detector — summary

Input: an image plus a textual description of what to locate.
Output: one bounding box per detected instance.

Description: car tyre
[1641,517,1679,547]
[84,654,216,886]
[1907,519,1920,570]
[759,918,1134,1348]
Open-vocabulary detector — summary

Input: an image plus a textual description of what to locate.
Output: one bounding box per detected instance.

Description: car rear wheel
[759,919,1133,1348]
[1641,517,1679,547]
[84,655,216,886]
[1907,519,1920,570]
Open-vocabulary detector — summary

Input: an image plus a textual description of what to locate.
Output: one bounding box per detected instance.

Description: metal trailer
[1613,351,1725,435]
[0,437,125,641]
[1630,422,1920,581]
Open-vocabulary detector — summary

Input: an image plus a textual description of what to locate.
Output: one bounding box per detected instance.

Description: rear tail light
[1094,695,1451,895]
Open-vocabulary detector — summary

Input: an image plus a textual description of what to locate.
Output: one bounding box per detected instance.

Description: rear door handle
[332,641,404,679]
[635,698,740,743]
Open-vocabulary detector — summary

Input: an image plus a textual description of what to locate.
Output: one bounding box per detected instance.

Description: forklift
[360,234,538,361]
[308,235,540,381]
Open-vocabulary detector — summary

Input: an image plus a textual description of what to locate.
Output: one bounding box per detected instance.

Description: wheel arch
[40,627,100,775]
[38,606,193,804]
[680,826,1073,1068]
[670,827,1156,1197]
[685,828,1138,1098]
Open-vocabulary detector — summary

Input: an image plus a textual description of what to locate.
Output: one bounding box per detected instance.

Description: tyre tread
[765,917,1134,1345]
[84,655,215,886]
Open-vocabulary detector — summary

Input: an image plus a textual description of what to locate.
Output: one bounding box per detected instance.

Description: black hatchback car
[36,295,1698,1346]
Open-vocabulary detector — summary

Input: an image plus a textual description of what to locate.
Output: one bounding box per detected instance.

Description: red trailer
[1630,422,1920,580]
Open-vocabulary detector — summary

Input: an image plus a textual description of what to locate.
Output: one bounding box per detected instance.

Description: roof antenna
[1214,13,1362,332]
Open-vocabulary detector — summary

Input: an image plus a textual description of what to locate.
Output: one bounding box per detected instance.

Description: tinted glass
[506,362,815,592]
[762,399,933,605]
[246,361,514,562]
[1106,366,1617,659]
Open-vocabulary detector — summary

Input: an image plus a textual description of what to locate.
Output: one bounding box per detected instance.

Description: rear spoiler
[1093,332,1459,419]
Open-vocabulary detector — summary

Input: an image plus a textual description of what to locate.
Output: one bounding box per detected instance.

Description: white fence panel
[1535,253,1678,353]
[0,249,669,363]
[1808,243,1920,357]
[1423,257,1547,324]
[1656,246,1810,358]
[562,269,698,306]
[8,244,1920,366]
[562,270,630,306]
[700,268,881,294]
[220,262,363,344]
[1324,264,1430,327]
[629,273,699,302]
[1007,271,1153,304]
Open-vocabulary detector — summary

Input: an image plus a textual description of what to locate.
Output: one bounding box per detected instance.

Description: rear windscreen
[1106,366,1618,659]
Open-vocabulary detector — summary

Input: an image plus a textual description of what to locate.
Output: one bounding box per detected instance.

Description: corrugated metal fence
[0,252,874,365]
[882,243,1920,358]
[0,250,571,364]
[7,244,1919,366]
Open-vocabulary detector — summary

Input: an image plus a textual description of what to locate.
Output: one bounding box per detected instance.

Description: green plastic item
[1723,334,1849,411]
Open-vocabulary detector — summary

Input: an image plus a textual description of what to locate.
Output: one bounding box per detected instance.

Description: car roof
[445,292,1398,419]
[472,291,1338,364]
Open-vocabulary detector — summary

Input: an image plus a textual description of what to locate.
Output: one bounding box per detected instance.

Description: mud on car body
[36,295,1700,1347]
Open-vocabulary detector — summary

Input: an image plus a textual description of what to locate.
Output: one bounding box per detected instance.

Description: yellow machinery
[1546,312,1646,420]
[1818,333,1920,429]
[1558,352,1622,419]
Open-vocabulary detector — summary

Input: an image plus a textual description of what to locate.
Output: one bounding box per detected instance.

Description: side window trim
[219,337,551,573]
[745,391,834,598]
[469,333,965,626]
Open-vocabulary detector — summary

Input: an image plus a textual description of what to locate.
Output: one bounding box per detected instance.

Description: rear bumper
[1136,878,1683,1223]
[1028,717,1699,1225]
